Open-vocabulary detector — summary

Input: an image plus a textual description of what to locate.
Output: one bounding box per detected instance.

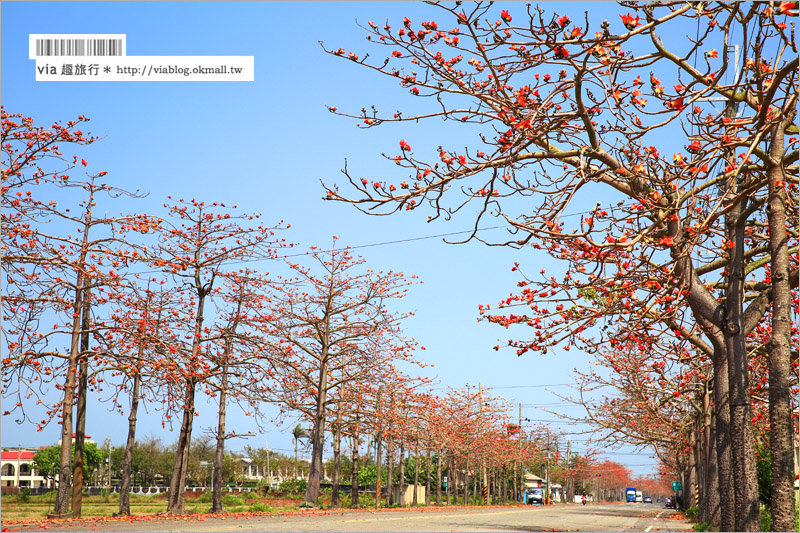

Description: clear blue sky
[2,1,663,474]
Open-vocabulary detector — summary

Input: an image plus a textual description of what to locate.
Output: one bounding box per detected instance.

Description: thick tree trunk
[725,196,760,531]
[492,468,497,505]
[701,387,720,527]
[168,278,208,515]
[331,427,341,508]
[500,465,505,505]
[303,361,328,507]
[375,434,382,509]
[211,363,228,513]
[412,440,419,506]
[350,435,359,508]
[166,378,196,514]
[71,355,87,518]
[52,290,84,516]
[708,334,735,531]
[71,294,90,518]
[687,427,697,508]
[331,356,345,509]
[451,456,458,505]
[119,372,140,516]
[766,125,796,532]
[386,436,394,506]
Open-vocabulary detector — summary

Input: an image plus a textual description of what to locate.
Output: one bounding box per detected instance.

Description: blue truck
[626,487,637,503]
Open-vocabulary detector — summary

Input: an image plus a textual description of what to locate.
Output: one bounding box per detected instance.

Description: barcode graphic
[34,38,123,57]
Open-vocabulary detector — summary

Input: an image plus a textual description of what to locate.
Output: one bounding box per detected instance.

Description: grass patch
[249,502,271,513]
[221,494,247,506]
[1,492,338,522]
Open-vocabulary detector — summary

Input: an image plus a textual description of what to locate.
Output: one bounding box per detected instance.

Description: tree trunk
[375,433,383,509]
[398,441,406,506]
[502,465,507,505]
[492,468,497,505]
[71,292,91,518]
[331,354,346,509]
[211,362,228,513]
[119,372,140,516]
[425,446,431,506]
[52,290,85,516]
[724,195,760,531]
[465,460,478,505]
[451,456,457,505]
[166,378,196,514]
[708,333,735,531]
[702,387,720,527]
[303,359,328,507]
[766,123,796,532]
[386,436,394,506]
[350,435,359,508]
[331,426,341,508]
[412,440,419,506]
[687,427,697,508]
[436,452,442,505]
[512,462,517,504]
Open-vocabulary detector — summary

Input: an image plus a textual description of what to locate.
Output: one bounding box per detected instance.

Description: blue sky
[2,1,663,474]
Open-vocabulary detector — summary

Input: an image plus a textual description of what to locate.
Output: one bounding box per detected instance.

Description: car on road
[644,496,652,504]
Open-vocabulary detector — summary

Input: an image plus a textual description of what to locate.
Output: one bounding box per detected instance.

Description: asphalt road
[2,503,693,532]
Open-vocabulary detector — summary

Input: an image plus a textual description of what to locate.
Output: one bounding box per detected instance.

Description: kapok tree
[322,3,798,530]
[1,108,96,220]
[255,242,420,506]
[2,176,151,517]
[205,270,277,513]
[149,198,289,514]
[102,280,174,516]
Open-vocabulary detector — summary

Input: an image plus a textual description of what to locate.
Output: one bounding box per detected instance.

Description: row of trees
[0,106,428,517]
[1,106,642,518]
[321,2,797,531]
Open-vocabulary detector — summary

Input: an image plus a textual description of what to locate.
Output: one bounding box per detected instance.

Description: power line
[429,383,570,391]
[105,201,608,276]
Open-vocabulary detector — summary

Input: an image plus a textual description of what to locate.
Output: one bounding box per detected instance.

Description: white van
[635,490,643,503]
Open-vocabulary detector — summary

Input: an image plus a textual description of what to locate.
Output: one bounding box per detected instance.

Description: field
[0,491,315,522]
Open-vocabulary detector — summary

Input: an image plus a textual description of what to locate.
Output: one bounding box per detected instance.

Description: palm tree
[292,424,309,479]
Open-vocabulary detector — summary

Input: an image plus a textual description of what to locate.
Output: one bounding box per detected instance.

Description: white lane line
[644,527,653,532]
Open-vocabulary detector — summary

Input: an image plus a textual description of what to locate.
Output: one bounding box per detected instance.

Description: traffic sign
[672,481,682,491]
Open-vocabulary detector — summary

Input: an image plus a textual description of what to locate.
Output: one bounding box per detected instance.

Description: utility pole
[480,383,487,504]
[566,438,571,501]
[107,440,111,490]
[518,403,522,502]
[266,440,271,489]
[545,445,550,505]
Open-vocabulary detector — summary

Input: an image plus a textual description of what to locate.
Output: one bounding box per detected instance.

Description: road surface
[1,503,693,532]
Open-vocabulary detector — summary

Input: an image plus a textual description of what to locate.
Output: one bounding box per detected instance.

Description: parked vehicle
[626,487,637,503]
[528,488,543,505]
[665,496,676,508]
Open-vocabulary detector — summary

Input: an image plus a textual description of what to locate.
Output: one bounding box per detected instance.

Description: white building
[1,449,49,490]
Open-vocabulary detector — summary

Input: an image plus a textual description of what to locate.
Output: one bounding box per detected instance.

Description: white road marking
[644,527,653,532]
